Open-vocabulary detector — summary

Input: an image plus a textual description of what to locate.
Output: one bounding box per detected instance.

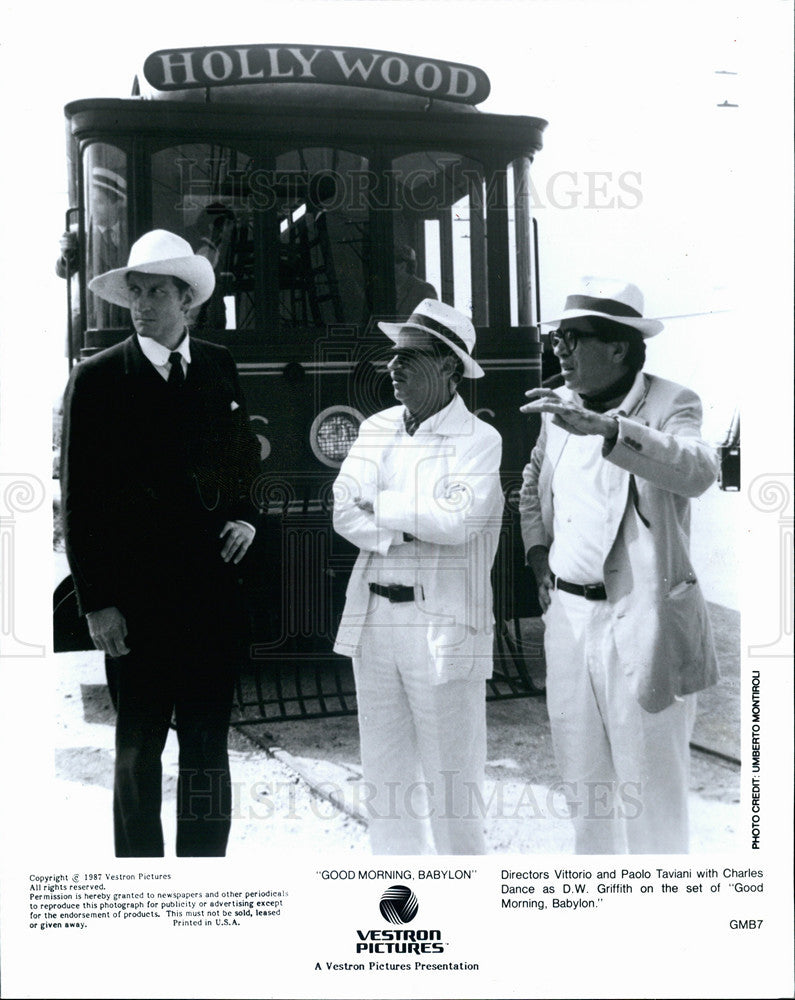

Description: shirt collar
[610,370,645,416]
[136,331,191,369]
[403,394,459,436]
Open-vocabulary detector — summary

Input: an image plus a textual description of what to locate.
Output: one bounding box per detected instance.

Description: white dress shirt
[136,332,190,380]
[548,373,647,585]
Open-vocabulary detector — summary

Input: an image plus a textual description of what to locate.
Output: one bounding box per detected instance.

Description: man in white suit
[333,300,503,855]
[519,279,719,854]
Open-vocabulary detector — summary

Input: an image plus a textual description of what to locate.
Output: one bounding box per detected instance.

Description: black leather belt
[369,582,416,603]
[551,573,607,601]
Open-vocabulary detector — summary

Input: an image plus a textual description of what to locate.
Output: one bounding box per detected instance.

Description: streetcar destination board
[143,45,491,104]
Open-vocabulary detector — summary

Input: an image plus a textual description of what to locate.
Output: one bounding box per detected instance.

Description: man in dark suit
[61,230,262,857]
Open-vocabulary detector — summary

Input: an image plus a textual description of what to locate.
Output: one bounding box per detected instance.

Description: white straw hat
[378,299,484,378]
[88,229,216,307]
[541,277,664,338]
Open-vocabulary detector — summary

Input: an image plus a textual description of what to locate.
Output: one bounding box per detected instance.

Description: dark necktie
[168,352,185,387]
[404,412,420,436]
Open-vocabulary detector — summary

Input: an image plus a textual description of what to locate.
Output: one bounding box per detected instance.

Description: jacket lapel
[185,338,221,387]
[122,334,151,378]
[603,373,651,557]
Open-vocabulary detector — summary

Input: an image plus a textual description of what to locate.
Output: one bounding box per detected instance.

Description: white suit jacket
[519,372,720,712]
[332,394,504,684]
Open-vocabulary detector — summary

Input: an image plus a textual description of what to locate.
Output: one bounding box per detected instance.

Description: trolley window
[273,146,371,335]
[151,143,254,335]
[390,151,488,325]
[83,143,129,332]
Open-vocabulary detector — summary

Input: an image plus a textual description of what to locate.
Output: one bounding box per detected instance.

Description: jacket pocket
[662,579,708,678]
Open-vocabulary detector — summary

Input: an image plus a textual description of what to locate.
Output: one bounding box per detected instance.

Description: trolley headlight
[309,406,364,467]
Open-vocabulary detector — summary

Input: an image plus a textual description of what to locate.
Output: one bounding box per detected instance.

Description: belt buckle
[387,584,401,603]
[583,584,602,601]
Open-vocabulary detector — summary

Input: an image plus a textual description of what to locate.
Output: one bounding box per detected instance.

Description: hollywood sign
[143,45,491,105]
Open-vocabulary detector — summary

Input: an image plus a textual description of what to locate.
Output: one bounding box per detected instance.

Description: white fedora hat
[378,299,484,379]
[88,229,216,308]
[540,277,664,338]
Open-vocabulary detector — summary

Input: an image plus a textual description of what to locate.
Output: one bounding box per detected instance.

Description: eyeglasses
[549,328,587,354]
[549,326,634,353]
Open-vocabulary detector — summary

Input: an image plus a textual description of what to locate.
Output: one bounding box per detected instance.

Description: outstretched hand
[520,388,618,440]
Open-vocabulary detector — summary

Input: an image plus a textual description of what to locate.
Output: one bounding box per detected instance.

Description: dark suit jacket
[61,334,261,649]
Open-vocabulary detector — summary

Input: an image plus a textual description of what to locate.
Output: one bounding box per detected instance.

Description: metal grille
[231,621,543,725]
[232,660,358,724]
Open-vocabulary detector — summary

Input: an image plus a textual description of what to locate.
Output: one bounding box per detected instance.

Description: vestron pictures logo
[379,884,418,924]
[355,885,444,954]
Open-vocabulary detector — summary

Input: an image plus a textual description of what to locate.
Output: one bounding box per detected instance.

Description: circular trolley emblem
[379,885,419,925]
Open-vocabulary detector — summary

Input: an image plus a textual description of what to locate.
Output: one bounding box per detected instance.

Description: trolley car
[56,44,549,721]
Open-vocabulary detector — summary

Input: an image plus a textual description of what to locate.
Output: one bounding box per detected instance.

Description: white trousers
[353,595,487,855]
[544,589,697,855]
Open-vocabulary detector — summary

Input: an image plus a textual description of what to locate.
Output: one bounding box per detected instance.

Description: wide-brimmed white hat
[88,229,216,308]
[540,277,663,338]
[378,299,484,378]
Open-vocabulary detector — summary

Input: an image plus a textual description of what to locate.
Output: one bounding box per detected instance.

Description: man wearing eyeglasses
[519,279,719,855]
[332,299,504,855]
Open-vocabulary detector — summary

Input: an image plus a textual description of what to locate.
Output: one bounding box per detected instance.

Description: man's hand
[59,231,78,267]
[527,545,553,613]
[86,606,130,658]
[220,521,255,564]
[521,388,618,440]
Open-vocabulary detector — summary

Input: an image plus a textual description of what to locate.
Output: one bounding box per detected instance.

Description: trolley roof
[65,97,547,159]
[65,44,547,157]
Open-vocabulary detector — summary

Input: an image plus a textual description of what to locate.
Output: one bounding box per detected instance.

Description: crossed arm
[333,429,502,552]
